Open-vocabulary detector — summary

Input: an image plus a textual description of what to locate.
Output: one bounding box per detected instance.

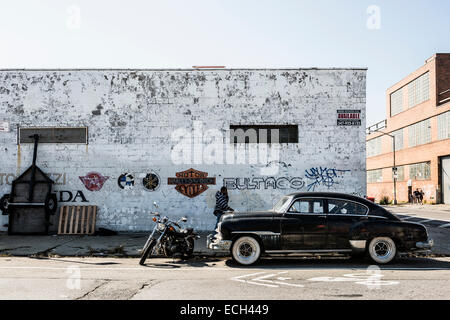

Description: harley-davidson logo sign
[79,172,109,191]
[168,168,216,198]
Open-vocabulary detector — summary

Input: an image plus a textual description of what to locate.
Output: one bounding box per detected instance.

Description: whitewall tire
[368,237,397,264]
[231,236,262,266]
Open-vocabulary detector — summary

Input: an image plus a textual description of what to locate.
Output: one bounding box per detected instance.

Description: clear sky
[1,0,449,126]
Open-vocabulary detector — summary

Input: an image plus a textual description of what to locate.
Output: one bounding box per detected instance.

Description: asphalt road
[1,255,450,300]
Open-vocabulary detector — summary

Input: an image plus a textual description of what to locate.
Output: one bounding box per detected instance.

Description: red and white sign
[337,110,361,126]
[79,172,109,191]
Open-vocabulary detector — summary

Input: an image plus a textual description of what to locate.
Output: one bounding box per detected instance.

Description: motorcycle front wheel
[139,239,156,265]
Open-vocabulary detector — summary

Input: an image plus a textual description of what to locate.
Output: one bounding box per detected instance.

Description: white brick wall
[0,69,367,231]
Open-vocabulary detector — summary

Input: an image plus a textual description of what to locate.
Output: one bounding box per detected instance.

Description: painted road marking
[231,269,401,289]
[231,272,304,288]
[308,271,399,287]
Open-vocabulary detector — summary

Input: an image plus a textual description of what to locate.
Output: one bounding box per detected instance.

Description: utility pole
[392,136,397,205]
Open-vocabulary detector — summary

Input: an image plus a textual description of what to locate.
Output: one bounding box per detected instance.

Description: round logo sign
[143,172,160,191]
[118,173,135,190]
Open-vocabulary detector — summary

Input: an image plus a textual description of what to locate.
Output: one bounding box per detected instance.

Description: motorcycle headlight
[157,223,166,231]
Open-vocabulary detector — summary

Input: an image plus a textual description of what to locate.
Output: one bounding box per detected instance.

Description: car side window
[327,199,367,215]
[288,199,324,214]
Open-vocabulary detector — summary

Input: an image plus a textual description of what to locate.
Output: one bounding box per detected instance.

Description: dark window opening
[18,127,88,144]
[230,125,298,143]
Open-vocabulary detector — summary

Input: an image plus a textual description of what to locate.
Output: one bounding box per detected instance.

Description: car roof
[284,192,392,217]
[286,192,368,202]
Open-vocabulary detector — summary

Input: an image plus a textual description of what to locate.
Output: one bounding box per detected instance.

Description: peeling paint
[0,69,367,231]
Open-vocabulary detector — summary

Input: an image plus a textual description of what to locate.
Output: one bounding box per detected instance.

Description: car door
[325,198,369,249]
[281,198,327,250]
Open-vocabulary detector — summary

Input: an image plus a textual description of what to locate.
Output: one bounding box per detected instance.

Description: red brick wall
[367,54,450,204]
[436,54,450,105]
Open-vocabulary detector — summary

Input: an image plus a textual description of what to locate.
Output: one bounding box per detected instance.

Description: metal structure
[0,134,58,234]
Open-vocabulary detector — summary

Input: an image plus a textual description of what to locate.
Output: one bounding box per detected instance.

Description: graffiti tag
[304,167,350,191]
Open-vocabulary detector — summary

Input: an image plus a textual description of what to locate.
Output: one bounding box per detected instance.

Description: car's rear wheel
[231,236,261,266]
[368,237,396,264]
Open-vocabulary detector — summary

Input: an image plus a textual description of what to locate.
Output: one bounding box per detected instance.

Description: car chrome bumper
[416,238,434,249]
[206,234,231,251]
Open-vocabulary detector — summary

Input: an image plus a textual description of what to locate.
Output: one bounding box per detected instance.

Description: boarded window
[367,169,383,183]
[390,88,403,116]
[391,128,404,151]
[408,72,429,108]
[437,111,450,140]
[230,125,298,143]
[408,119,431,147]
[366,136,382,157]
[409,162,431,180]
[19,127,88,144]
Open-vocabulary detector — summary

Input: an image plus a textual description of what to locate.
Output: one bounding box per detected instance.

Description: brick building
[0,68,367,232]
[366,54,450,204]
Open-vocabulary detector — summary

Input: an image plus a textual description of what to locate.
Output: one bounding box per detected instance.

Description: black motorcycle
[139,202,200,265]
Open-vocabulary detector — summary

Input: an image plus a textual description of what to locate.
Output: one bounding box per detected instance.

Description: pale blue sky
[0,0,449,126]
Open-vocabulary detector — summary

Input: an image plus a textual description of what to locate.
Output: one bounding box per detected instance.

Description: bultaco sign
[337,109,361,126]
[168,168,216,198]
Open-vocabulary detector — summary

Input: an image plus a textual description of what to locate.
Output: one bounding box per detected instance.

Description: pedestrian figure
[413,189,420,204]
[418,189,424,205]
[213,186,234,232]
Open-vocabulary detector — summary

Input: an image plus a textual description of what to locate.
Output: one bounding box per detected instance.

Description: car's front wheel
[368,237,397,264]
[231,236,262,266]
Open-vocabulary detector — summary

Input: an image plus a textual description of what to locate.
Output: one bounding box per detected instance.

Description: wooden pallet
[58,205,97,235]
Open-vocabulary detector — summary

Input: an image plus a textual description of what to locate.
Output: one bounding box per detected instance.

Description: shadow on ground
[224,255,450,270]
[141,256,222,268]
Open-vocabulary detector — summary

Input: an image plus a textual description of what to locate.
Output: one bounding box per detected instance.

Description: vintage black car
[207,192,433,265]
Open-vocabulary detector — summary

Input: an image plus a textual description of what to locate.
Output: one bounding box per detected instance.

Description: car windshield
[271,195,291,213]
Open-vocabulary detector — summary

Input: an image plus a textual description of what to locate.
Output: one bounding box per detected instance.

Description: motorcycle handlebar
[151,215,183,228]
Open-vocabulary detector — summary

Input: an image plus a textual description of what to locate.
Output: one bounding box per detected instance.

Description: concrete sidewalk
[0,231,224,258]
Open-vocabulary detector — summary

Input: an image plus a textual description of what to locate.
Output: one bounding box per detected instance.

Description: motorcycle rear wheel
[139,239,156,265]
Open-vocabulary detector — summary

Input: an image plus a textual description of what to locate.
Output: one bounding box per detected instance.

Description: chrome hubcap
[239,243,253,257]
[374,240,392,258]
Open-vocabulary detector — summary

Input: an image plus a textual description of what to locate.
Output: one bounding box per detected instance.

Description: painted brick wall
[0,69,367,231]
